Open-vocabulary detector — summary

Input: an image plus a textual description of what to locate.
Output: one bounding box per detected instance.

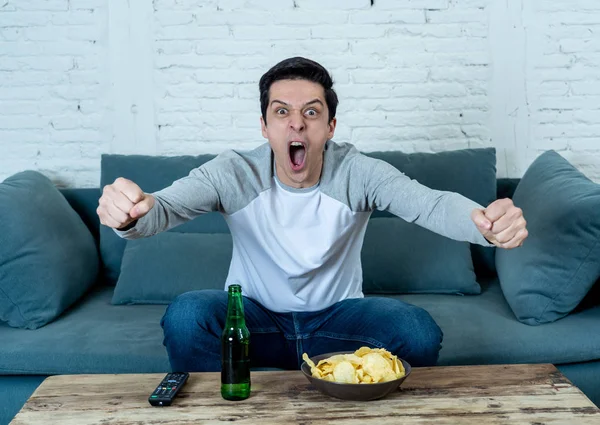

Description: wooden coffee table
[10,364,600,424]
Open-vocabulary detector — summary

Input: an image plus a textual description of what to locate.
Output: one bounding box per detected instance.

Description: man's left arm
[360,155,527,249]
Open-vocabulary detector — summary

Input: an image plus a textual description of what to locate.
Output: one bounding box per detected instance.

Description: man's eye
[305,109,317,116]
[276,108,287,115]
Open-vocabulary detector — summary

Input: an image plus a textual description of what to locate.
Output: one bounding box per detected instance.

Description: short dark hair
[259,57,338,125]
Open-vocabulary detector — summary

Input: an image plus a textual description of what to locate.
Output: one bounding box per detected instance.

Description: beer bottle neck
[225,288,246,328]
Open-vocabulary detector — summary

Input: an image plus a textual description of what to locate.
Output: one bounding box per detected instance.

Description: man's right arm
[97,166,220,239]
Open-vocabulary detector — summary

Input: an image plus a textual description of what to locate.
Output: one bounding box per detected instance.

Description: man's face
[261,79,336,188]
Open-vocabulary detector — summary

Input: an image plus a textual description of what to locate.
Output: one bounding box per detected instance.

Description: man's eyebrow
[270,99,324,108]
[303,99,324,107]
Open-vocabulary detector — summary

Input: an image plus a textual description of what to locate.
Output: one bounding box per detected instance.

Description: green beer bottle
[221,284,251,401]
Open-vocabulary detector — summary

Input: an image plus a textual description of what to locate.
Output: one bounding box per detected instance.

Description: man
[97,57,527,372]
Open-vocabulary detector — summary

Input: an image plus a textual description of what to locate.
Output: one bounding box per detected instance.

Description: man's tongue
[290,146,306,167]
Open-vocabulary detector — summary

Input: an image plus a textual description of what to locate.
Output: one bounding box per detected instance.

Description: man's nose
[289,111,305,132]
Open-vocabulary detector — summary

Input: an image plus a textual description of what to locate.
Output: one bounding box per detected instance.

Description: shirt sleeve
[358,154,493,246]
[114,164,221,240]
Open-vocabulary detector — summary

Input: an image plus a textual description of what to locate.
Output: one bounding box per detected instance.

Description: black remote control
[148,372,189,406]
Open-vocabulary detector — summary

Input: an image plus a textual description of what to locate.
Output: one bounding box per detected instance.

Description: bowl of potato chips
[301,347,411,401]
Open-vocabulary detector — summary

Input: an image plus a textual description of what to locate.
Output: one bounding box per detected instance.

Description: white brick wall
[0,0,107,187]
[526,1,600,181]
[1,0,599,187]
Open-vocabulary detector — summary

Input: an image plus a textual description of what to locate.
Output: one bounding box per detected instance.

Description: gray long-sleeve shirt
[116,140,490,312]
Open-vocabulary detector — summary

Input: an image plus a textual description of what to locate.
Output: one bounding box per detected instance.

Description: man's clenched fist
[471,198,528,249]
[97,177,155,230]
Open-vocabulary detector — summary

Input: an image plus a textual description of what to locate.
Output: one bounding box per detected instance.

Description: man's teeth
[290,142,303,147]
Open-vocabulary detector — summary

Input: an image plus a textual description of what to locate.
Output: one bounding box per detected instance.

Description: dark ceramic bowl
[301,351,412,401]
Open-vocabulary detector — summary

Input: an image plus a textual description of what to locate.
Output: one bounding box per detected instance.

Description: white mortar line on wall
[108,0,156,154]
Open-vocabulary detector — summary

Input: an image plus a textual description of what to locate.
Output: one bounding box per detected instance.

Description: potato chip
[356,368,365,381]
[362,376,374,384]
[354,346,373,357]
[362,352,391,382]
[302,353,316,369]
[333,361,359,384]
[303,346,405,385]
[302,353,322,378]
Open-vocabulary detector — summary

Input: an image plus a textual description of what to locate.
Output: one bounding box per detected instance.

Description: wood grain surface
[11,364,600,424]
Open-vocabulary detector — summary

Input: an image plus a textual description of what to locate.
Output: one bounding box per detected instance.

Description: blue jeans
[160,290,443,372]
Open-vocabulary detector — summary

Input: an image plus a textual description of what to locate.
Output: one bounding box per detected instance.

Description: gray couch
[1,148,599,425]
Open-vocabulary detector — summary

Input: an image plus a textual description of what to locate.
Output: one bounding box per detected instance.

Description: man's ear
[260,116,268,139]
[327,117,337,139]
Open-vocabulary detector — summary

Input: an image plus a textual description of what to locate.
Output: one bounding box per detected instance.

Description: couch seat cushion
[0,287,169,375]
[377,279,600,366]
[2,280,598,376]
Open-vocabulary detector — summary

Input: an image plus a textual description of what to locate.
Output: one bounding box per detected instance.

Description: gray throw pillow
[112,232,232,304]
[362,218,478,295]
[100,154,228,285]
[362,147,497,294]
[496,150,600,325]
[0,171,99,329]
[365,147,498,277]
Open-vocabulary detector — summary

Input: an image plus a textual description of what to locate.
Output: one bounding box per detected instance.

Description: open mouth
[289,141,306,171]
